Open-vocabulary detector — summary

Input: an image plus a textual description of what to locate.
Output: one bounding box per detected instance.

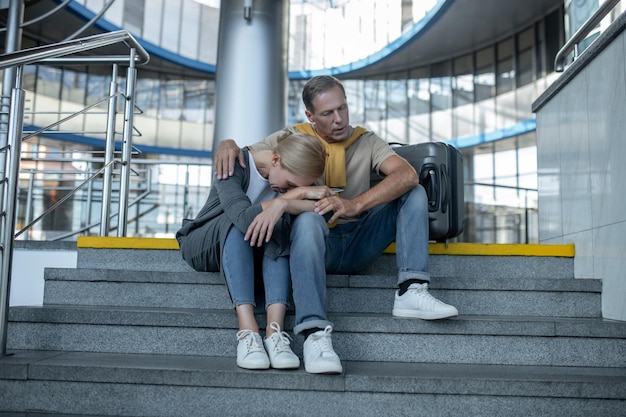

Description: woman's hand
[244,198,287,247]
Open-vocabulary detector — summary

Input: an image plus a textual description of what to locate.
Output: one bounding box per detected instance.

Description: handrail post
[0,68,25,355]
[117,49,137,237]
[24,169,35,240]
[100,64,119,236]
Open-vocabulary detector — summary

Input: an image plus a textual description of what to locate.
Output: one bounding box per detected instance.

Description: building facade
[1,0,619,244]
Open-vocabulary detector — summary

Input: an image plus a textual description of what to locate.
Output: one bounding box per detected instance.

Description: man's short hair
[302,75,347,113]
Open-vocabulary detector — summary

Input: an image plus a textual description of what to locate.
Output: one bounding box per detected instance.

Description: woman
[176,132,330,370]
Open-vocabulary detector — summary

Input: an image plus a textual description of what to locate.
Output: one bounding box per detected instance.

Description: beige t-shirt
[252,125,396,223]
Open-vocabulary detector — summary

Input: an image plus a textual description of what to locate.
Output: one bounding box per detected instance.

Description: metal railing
[0,30,150,355]
[14,155,212,241]
[555,0,622,72]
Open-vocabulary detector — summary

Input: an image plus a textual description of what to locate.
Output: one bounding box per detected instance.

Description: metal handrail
[554,0,621,72]
[1,30,150,355]
[0,30,150,69]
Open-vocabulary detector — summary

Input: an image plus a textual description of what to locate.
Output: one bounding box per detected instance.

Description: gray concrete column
[212,0,289,153]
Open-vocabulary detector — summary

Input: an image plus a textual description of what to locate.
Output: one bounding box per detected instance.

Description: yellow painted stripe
[385,242,575,257]
[77,236,179,250]
[78,236,574,257]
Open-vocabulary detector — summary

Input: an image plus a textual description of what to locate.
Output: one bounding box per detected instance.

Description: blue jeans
[290,185,430,335]
[222,226,291,309]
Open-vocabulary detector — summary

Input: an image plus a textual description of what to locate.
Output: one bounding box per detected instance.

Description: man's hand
[282,185,335,201]
[314,196,359,226]
[214,139,244,180]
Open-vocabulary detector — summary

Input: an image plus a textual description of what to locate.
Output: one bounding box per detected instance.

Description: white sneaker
[303,326,342,374]
[263,322,300,370]
[392,283,458,320]
[236,329,270,370]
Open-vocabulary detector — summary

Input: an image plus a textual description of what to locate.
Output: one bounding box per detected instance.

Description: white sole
[392,308,458,320]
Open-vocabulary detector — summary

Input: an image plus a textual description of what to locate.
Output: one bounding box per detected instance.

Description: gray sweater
[176,149,291,274]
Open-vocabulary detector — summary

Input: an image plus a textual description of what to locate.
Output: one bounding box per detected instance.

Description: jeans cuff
[397,271,430,285]
[264,299,291,310]
[293,319,333,336]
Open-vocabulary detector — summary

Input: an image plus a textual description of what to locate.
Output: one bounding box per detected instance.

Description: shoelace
[268,322,293,353]
[406,284,446,308]
[309,325,334,355]
[236,329,265,353]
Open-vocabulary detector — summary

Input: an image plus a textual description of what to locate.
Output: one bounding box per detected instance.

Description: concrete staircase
[0,238,625,417]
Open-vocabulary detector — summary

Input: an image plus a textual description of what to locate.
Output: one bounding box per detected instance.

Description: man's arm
[355,154,419,212]
[315,155,418,224]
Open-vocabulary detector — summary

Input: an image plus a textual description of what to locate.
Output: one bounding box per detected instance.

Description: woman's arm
[244,186,334,247]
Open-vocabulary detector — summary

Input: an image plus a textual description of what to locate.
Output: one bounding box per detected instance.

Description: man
[215,75,458,374]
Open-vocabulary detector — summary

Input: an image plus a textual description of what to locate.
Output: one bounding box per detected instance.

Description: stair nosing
[9,306,625,338]
[2,349,623,400]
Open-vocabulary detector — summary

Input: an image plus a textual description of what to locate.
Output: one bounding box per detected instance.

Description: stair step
[76,248,575,279]
[3,241,624,416]
[1,350,624,417]
[42,268,602,317]
[7,306,625,367]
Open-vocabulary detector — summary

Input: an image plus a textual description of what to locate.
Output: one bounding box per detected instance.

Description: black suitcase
[372,142,465,242]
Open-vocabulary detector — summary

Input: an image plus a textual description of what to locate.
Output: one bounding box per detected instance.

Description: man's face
[306,85,350,143]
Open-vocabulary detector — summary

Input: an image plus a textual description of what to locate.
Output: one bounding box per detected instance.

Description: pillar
[212,0,290,153]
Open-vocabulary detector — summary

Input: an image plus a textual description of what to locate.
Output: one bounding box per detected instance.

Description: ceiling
[338,0,564,78]
[0,0,563,79]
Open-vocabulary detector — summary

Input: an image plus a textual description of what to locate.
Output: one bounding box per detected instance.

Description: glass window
[123,0,144,34]
[287,80,306,125]
[496,38,515,95]
[386,73,407,143]
[473,150,494,184]
[453,54,474,107]
[161,0,182,52]
[430,61,452,141]
[135,78,162,118]
[85,72,108,106]
[517,27,535,87]
[545,8,564,73]
[344,79,365,126]
[61,69,87,104]
[363,78,386,138]
[535,20,546,77]
[475,46,495,101]
[407,66,430,143]
[180,0,201,58]
[37,66,62,98]
[160,79,183,120]
[453,54,475,138]
[182,80,210,123]
[430,61,452,111]
[23,65,38,91]
[198,6,220,64]
[142,0,163,44]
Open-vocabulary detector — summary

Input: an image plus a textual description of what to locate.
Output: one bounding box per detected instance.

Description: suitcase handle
[440,164,449,214]
[419,163,439,212]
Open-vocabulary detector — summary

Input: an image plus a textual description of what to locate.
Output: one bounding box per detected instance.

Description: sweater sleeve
[213,151,264,234]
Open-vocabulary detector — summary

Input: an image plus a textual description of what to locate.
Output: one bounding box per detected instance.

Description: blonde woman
[176,132,332,370]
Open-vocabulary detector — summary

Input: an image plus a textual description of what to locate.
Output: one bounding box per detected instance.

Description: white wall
[9,247,77,306]
[534,17,626,321]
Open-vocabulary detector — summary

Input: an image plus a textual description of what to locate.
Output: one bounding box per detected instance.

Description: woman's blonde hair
[273,131,326,179]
